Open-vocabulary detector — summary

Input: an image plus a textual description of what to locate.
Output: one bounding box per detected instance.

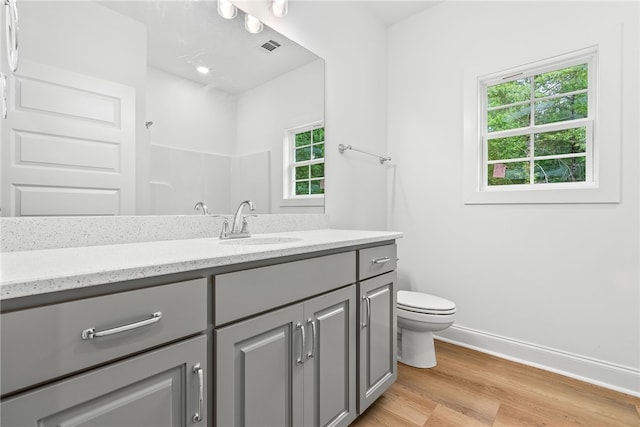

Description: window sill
[464,183,619,205]
[280,196,325,208]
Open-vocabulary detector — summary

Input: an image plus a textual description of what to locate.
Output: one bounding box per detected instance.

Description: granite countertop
[0,229,402,300]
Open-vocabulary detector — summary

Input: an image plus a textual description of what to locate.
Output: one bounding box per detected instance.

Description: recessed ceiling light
[196,66,210,75]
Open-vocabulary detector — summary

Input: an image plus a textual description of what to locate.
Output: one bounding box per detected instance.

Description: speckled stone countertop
[1,229,402,300]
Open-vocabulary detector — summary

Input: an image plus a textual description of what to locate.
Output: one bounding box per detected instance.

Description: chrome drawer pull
[371,257,391,265]
[296,322,305,365]
[307,318,316,359]
[192,363,204,423]
[361,296,371,329]
[81,312,162,340]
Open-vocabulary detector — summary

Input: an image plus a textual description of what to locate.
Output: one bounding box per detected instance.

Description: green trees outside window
[292,127,324,196]
[484,61,592,187]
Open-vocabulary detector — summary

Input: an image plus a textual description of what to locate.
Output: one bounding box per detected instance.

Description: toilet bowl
[397,290,456,368]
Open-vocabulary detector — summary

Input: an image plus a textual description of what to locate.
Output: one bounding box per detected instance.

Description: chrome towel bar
[338,144,391,164]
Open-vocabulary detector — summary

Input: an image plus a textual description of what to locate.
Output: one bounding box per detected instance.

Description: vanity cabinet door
[303,285,357,427]
[215,304,304,427]
[215,285,357,427]
[1,335,208,426]
[358,271,397,413]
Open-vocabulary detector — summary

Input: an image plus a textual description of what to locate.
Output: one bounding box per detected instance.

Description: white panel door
[1,59,135,216]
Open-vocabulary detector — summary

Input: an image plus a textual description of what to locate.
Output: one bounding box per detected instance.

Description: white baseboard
[435,324,640,398]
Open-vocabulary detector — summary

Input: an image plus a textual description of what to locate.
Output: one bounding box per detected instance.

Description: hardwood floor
[351,340,640,427]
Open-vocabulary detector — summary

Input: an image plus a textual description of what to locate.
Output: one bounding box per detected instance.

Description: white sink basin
[220,237,302,246]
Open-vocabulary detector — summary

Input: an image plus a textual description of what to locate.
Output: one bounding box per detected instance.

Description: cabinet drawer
[215,251,355,326]
[1,278,207,396]
[358,244,397,280]
[1,335,207,426]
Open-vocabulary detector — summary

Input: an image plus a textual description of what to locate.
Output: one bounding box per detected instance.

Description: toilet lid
[397,290,455,312]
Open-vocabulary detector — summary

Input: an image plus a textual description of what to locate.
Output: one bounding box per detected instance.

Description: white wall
[388,1,639,394]
[149,145,231,215]
[235,0,390,229]
[148,60,324,215]
[236,59,324,213]
[146,67,236,213]
[146,67,237,156]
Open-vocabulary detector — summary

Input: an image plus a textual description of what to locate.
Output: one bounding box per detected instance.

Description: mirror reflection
[1,1,324,216]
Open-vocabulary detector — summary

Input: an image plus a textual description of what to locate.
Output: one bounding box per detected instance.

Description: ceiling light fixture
[271,0,288,17]
[196,66,210,74]
[244,14,263,34]
[217,0,237,19]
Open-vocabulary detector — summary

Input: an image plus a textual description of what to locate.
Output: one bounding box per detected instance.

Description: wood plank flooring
[351,340,640,427]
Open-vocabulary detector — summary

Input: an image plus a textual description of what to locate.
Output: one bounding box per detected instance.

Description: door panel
[1,335,207,426]
[1,59,135,216]
[39,371,179,427]
[368,286,392,383]
[358,272,397,412]
[216,304,303,427]
[304,285,356,427]
[242,328,290,427]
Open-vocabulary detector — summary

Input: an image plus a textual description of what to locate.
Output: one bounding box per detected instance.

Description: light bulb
[217,0,237,19]
[244,14,263,34]
[196,66,210,75]
[271,0,288,17]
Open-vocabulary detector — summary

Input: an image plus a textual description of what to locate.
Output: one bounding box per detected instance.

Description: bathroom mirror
[0,0,324,216]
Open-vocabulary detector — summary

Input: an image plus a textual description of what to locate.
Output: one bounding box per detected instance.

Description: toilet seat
[398,291,456,315]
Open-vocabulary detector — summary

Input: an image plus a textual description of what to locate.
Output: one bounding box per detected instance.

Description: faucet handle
[212,215,230,239]
[241,214,257,234]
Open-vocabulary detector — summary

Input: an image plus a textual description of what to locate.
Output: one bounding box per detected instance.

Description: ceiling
[97,1,440,94]
[100,1,319,94]
[362,1,442,27]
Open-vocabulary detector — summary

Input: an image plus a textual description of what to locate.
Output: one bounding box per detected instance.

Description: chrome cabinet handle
[371,257,391,265]
[361,296,371,329]
[296,322,305,365]
[81,312,162,340]
[307,318,316,359]
[4,0,18,72]
[192,363,204,423]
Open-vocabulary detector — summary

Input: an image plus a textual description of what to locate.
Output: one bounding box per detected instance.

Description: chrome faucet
[193,201,210,215]
[220,200,255,239]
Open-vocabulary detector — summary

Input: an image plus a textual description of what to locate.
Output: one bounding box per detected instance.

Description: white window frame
[480,50,596,191]
[463,25,622,205]
[281,121,325,207]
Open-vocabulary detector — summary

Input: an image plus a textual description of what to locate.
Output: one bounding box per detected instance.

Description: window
[283,123,325,202]
[480,50,595,190]
[463,28,622,205]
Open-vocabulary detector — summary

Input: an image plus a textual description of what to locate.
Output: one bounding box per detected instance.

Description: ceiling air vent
[261,40,281,52]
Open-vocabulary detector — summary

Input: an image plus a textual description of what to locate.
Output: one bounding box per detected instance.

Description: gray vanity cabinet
[357,245,398,413]
[215,285,356,427]
[1,335,208,426]
[1,278,209,426]
[1,239,400,426]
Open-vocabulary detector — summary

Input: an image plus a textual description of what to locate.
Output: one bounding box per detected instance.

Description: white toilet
[397,290,456,368]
